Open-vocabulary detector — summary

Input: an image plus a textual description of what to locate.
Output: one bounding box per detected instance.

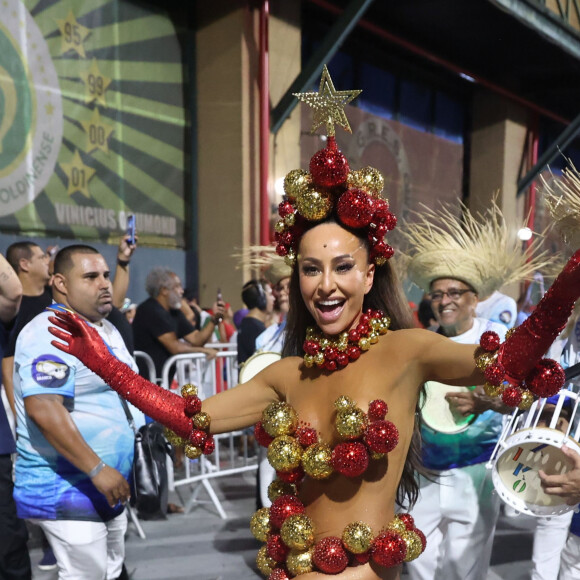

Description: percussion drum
[487,389,580,517]
[420,382,476,434]
[238,351,281,384]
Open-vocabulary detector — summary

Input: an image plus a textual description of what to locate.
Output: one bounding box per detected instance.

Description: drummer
[401,203,548,580]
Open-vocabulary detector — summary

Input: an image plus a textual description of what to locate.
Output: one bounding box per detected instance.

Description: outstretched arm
[48,309,279,440]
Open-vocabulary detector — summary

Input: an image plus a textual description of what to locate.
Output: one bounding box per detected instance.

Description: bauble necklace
[302,308,390,371]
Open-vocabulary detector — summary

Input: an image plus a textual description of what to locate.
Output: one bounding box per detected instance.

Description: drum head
[238,351,281,384]
[492,428,580,516]
[420,382,475,434]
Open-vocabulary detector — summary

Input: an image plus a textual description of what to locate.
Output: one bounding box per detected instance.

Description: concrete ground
[29,470,538,580]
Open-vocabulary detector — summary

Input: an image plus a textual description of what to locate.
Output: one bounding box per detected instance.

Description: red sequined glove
[48,309,193,439]
[500,249,580,384]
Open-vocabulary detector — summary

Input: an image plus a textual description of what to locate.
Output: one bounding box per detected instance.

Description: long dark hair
[281,217,423,507]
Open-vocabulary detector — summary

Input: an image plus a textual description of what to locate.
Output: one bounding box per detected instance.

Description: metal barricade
[133,350,158,384]
[160,349,256,519]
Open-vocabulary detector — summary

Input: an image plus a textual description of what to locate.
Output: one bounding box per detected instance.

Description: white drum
[238,351,281,384]
[487,389,580,517]
[420,381,476,434]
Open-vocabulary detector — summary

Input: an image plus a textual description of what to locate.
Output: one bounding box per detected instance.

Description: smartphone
[215,288,223,322]
[126,214,136,245]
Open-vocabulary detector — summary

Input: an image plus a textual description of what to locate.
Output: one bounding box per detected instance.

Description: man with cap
[400,203,550,580]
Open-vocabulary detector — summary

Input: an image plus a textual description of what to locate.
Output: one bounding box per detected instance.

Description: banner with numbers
[0,0,187,247]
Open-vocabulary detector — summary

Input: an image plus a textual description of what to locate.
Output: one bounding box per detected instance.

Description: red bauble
[276,243,289,257]
[368,399,388,421]
[303,340,320,356]
[502,386,523,408]
[324,360,338,372]
[364,420,399,454]
[337,189,376,229]
[267,534,290,562]
[268,568,292,580]
[347,346,361,361]
[313,537,348,574]
[331,442,369,478]
[188,429,207,448]
[348,329,360,342]
[336,352,349,367]
[255,421,275,447]
[277,466,304,484]
[202,434,215,455]
[371,532,407,568]
[373,202,391,223]
[383,212,397,231]
[280,230,294,246]
[309,141,349,188]
[325,347,338,361]
[526,359,566,398]
[484,363,506,387]
[268,569,290,580]
[480,331,501,352]
[184,396,202,417]
[278,201,294,218]
[397,513,415,531]
[296,426,318,448]
[269,495,305,529]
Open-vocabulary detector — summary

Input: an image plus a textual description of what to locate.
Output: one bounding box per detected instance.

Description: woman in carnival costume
[47,68,580,579]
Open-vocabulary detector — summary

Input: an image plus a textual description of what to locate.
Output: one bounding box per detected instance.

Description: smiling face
[297,222,375,336]
[429,277,478,336]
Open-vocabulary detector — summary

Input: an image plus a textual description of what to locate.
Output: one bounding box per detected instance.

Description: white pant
[531,511,573,580]
[560,533,580,580]
[405,463,500,580]
[33,512,127,580]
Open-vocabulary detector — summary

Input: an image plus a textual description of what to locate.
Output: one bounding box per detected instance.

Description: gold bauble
[262,402,299,438]
[286,548,314,575]
[256,545,276,577]
[301,443,333,479]
[359,167,385,195]
[181,383,198,397]
[184,443,202,460]
[164,428,185,447]
[304,354,314,368]
[371,451,385,460]
[250,507,271,542]
[359,336,371,351]
[370,318,381,330]
[314,352,325,366]
[386,518,407,534]
[334,395,355,411]
[296,188,332,221]
[280,514,315,550]
[401,530,423,562]
[268,480,297,502]
[375,255,388,266]
[369,331,379,344]
[506,328,516,339]
[267,435,303,472]
[483,382,502,398]
[319,338,330,349]
[475,352,496,371]
[284,249,296,267]
[336,408,368,440]
[274,219,286,234]
[518,389,535,410]
[341,521,373,554]
[284,169,311,200]
[284,213,296,226]
[193,412,210,430]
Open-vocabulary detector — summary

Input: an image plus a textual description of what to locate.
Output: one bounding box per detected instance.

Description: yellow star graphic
[56,11,91,58]
[80,109,114,154]
[79,59,112,107]
[45,103,54,116]
[60,150,96,198]
[293,65,361,136]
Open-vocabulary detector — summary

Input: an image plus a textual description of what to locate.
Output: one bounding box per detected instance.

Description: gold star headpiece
[293,65,361,136]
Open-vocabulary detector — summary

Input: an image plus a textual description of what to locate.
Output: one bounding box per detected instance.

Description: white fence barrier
[159,348,257,518]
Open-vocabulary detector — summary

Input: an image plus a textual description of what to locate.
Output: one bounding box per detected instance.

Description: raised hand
[539,445,580,506]
[48,309,110,372]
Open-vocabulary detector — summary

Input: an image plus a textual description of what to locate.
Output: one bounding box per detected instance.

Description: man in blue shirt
[13,245,141,580]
